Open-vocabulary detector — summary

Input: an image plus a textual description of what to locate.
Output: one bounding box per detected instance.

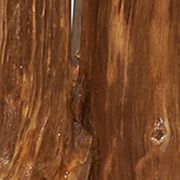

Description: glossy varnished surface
[75,0,180,179]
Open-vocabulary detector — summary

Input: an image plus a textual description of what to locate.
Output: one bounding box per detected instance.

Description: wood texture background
[0,0,180,180]
[0,1,73,179]
[75,0,180,179]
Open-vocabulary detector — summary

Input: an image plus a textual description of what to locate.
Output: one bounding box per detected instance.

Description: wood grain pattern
[75,0,180,179]
[0,1,72,179]
[0,1,93,179]
[0,0,180,180]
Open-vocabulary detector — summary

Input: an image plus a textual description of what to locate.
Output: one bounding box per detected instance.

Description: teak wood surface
[0,0,180,180]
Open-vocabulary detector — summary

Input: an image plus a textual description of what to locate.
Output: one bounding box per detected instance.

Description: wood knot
[150,117,171,151]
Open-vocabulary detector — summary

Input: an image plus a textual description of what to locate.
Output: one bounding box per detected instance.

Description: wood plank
[75,0,180,179]
[0,1,71,179]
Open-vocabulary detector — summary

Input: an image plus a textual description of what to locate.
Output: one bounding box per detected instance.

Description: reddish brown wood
[74,0,180,179]
[0,1,72,179]
[0,0,180,179]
